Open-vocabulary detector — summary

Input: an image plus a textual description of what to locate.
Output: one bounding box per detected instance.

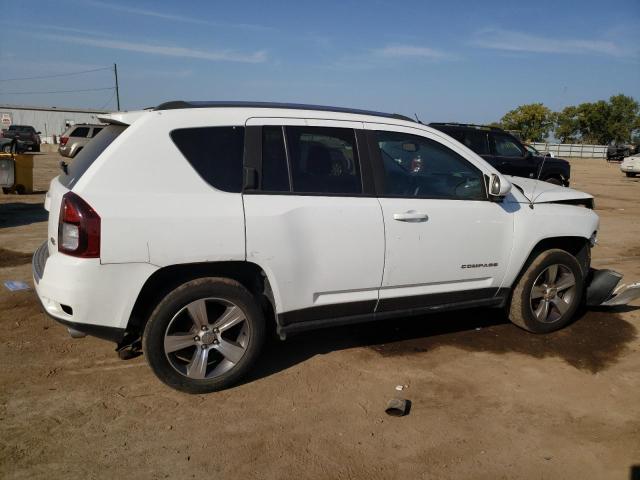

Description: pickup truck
[1,125,41,152]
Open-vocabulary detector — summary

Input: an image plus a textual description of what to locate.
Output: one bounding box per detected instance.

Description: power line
[99,89,117,110]
[0,66,113,82]
[0,86,115,95]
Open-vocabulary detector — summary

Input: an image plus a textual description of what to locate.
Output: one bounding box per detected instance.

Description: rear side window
[262,126,290,192]
[171,126,244,193]
[285,126,362,195]
[71,127,90,138]
[59,125,127,188]
[91,127,103,137]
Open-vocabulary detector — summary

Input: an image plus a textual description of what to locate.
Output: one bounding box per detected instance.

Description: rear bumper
[32,241,157,343]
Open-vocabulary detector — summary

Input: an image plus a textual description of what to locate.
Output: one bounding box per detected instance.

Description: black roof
[155,100,415,122]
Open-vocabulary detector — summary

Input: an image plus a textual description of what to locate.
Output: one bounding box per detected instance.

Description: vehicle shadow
[0,202,47,228]
[243,306,638,385]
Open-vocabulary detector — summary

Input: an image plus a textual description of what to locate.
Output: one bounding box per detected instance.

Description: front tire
[544,177,563,186]
[626,172,636,177]
[143,277,265,393]
[509,249,583,333]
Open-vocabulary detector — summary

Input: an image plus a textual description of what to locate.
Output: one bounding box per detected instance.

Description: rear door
[243,118,385,325]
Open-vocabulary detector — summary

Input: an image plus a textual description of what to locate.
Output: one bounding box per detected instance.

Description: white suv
[34,101,603,393]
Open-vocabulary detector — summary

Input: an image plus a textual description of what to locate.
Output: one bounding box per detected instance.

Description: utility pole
[114,63,120,111]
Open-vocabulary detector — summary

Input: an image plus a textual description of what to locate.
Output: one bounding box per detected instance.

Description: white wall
[0,106,109,143]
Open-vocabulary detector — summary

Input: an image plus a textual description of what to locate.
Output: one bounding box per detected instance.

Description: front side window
[286,126,362,195]
[493,133,524,157]
[171,126,244,193]
[91,127,103,137]
[376,131,484,200]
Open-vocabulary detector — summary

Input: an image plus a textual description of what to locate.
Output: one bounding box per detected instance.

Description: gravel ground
[1,153,639,479]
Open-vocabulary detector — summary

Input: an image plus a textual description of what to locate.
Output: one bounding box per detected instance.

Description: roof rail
[154,100,415,123]
[429,122,503,130]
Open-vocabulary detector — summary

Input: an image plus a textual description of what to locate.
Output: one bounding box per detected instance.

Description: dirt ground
[1,153,639,479]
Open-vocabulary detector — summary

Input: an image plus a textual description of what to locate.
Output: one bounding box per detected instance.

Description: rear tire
[143,277,265,393]
[509,249,583,333]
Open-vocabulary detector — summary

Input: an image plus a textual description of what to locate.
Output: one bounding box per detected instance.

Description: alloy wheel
[163,298,249,380]
[529,264,577,324]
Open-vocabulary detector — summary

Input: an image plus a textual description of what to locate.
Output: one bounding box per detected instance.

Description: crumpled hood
[506,176,594,204]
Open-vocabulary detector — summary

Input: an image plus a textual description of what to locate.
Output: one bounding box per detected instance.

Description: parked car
[35,101,620,393]
[430,123,570,185]
[58,124,105,158]
[0,137,28,153]
[1,125,41,152]
[620,153,640,177]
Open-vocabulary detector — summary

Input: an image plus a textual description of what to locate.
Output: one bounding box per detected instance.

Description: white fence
[531,142,607,159]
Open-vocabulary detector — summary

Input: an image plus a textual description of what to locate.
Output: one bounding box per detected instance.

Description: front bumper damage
[586,269,640,307]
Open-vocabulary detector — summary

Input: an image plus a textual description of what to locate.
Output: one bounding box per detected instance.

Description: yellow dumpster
[0,153,34,194]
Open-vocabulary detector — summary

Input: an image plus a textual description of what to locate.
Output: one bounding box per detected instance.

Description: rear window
[70,127,90,138]
[59,125,127,188]
[170,126,245,193]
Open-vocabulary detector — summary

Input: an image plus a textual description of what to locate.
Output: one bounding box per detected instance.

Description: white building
[0,104,111,144]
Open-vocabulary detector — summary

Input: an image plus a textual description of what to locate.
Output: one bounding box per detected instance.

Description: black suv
[430,123,570,186]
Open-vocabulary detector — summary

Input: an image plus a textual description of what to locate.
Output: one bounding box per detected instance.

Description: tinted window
[91,127,103,137]
[493,133,523,157]
[262,126,290,192]
[59,125,127,188]
[171,126,244,193]
[286,126,361,195]
[376,131,484,200]
[461,130,489,155]
[71,127,90,138]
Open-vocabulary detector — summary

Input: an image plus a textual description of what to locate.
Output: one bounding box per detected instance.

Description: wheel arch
[510,235,592,291]
[126,261,277,339]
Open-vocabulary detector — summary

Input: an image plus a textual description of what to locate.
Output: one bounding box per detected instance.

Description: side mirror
[488,173,512,199]
[36,131,41,134]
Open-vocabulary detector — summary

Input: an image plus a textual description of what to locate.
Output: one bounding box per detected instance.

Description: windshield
[59,125,126,188]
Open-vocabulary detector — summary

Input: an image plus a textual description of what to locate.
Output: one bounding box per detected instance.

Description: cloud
[37,32,267,63]
[472,28,634,57]
[82,0,273,31]
[374,45,452,60]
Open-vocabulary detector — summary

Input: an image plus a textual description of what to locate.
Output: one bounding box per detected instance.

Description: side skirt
[277,289,509,339]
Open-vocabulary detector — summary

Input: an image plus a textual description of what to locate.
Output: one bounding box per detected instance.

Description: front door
[366,123,515,311]
[490,131,536,179]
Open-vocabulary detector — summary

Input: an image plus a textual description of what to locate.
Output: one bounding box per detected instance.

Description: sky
[1,0,639,123]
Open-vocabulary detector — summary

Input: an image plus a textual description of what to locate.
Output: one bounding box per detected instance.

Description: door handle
[393,211,428,222]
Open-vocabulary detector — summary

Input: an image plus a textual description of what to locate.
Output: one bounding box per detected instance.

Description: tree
[555,106,580,143]
[554,95,639,145]
[606,94,640,143]
[500,103,555,142]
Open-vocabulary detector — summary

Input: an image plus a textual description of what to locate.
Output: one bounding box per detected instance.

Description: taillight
[60,136,69,146]
[58,192,100,258]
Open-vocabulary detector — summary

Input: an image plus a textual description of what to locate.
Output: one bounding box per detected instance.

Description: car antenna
[414,113,423,124]
[528,140,549,209]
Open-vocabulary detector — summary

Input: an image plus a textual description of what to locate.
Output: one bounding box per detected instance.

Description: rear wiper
[59,161,68,174]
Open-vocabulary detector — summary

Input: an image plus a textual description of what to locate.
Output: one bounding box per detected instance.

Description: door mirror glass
[489,173,512,198]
